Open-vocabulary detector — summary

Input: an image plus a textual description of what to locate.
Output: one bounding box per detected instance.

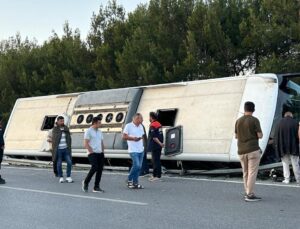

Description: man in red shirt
[148,112,164,182]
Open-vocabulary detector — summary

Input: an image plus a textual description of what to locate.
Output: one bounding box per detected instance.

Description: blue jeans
[128,152,144,184]
[57,148,72,177]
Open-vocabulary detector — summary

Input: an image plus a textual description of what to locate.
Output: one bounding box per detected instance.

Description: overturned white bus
[4,73,300,168]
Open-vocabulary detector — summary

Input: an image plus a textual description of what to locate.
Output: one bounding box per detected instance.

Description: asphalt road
[0,166,299,229]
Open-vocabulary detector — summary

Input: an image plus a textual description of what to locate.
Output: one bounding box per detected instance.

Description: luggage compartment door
[164,126,183,156]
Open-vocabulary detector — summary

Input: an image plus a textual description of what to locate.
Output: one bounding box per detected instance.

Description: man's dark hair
[149,112,158,120]
[57,116,64,121]
[92,116,101,125]
[282,104,293,117]
[244,101,255,112]
[133,113,142,118]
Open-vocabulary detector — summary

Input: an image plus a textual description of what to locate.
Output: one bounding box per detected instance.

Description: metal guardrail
[3,156,283,175]
[3,157,128,171]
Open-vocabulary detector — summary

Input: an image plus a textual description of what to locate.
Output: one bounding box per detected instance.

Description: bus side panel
[229,75,278,162]
[4,96,77,155]
[137,78,247,161]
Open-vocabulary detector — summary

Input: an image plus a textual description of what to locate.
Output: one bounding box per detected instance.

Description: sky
[0,0,149,43]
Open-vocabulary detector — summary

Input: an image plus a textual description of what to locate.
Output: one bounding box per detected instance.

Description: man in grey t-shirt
[82,116,105,193]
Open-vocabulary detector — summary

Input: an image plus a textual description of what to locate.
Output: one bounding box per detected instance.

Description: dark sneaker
[245,194,262,202]
[0,177,6,184]
[93,187,105,193]
[131,184,144,189]
[127,181,134,188]
[82,181,88,192]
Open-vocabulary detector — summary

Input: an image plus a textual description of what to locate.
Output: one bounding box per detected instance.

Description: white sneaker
[282,179,290,184]
[66,177,73,183]
[149,176,160,182]
[59,177,65,183]
[148,176,155,181]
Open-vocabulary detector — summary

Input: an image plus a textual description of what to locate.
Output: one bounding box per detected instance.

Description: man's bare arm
[84,139,93,154]
[101,140,105,153]
[153,137,164,148]
[257,132,263,139]
[122,133,139,141]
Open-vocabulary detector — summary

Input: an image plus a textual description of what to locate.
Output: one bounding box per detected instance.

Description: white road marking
[166,176,300,188]
[0,185,148,206]
[3,165,300,188]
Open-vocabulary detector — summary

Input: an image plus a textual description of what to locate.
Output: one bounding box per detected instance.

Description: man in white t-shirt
[123,113,145,189]
[82,116,105,193]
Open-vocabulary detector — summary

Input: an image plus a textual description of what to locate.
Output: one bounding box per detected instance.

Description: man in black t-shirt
[148,112,164,181]
[275,111,300,184]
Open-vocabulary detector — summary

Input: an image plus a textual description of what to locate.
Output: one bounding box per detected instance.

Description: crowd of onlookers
[45,111,164,192]
[0,102,299,202]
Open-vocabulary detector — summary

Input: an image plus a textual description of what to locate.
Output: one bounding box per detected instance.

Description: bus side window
[41,116,57,130]
[157,109,178,127]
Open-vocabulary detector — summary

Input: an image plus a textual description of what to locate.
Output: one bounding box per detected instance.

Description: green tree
[87,0,128,89]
